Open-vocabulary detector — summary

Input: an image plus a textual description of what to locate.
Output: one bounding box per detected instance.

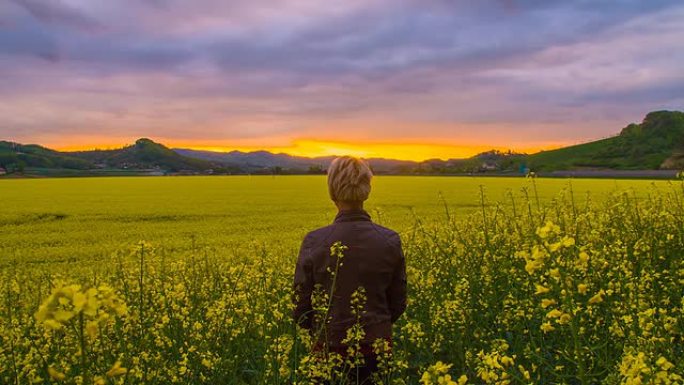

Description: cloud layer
[1,0,683,157]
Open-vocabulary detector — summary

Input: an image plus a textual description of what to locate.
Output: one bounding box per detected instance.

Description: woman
[293,156,407,384]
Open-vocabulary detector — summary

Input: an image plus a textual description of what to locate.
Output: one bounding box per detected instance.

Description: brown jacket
[293,209,407,348]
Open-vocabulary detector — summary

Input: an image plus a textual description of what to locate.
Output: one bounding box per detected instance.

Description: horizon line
[45,138,567,162]
[1,136,582,162]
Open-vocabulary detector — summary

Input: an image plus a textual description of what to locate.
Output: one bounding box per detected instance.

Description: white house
[481,161,497,171]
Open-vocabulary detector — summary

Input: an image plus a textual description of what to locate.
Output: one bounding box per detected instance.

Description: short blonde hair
[327,156,373,202]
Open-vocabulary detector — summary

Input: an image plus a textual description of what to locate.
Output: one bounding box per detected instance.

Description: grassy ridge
[528,111,684,170]
[0,141,92,170]
[0,139,212,173]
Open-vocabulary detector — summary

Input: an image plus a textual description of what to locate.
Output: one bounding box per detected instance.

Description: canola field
[0,176,682,384]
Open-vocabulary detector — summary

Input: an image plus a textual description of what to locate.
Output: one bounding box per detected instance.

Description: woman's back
[293,209,406,348]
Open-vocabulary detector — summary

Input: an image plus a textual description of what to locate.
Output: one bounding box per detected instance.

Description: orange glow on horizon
[55,138,564,162]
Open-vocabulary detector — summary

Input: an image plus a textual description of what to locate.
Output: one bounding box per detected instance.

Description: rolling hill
[0,138,214,173]
[70,138,214,171]
[527,110,684,171]
[0,141,92,170]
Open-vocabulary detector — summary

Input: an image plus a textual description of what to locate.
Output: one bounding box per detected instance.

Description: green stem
[6,281,19,385]
[312,243,346,357]
[138,243,147,384]
[79,312,88,382]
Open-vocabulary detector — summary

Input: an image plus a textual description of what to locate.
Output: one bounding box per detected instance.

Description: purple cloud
[0,0,682,150]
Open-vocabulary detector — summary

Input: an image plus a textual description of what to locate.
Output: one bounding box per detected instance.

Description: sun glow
[56,138,561,161]
[179,139,559,161]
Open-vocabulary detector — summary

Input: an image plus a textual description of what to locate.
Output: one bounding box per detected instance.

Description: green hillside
[528,111,684,171]
[70,138,213,171]
[0,138,213,174]
[0,141,92,171]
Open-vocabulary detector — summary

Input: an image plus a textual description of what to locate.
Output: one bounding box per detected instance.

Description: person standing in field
[293,156,407,384]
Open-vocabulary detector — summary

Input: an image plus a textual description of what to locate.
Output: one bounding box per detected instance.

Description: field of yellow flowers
[0,176,682,384]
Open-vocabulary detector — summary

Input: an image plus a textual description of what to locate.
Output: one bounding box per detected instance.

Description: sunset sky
[1,0,683,161]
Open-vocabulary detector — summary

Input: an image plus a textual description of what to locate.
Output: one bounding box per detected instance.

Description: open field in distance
[0,175,677,264]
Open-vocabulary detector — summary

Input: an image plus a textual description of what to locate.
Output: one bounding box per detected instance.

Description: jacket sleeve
[292,235,314,329]
[388,235,407,323]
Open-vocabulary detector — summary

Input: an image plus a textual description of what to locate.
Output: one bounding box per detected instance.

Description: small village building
[481,161,497,171]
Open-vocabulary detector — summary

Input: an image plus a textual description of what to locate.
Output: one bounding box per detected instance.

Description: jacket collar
[334,209,371,223]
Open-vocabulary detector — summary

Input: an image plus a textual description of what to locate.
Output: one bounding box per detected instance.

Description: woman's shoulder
[302,224,336,248]
[369,223,401,247]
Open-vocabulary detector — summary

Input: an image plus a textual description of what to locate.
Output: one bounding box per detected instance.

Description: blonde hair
[327,156,373,202]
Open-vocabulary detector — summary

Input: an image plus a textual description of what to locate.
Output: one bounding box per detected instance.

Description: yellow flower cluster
[420,361,467,385]
[474,341,530,385]
[619,351,682,385]
[35,284,127,337]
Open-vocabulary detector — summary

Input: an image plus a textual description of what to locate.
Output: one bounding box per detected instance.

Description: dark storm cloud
[0,0,682,146]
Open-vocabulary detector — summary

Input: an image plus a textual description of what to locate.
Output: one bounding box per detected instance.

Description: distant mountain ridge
[1,110,683,176]
[173,148,336,170]
[172,148,420,173]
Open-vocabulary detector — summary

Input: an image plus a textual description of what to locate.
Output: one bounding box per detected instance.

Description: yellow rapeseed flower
[535,285,550,295]
[541,299,556,308]
[536,221,560,239]
[546,309,562,319]
[578,251,589,263]
[43,319,63,331]
[588,290,605,305]
[72,291,87,312]
[549,269,561,279]
[53,310,75,322]
[561,236,575,248]
[577,283,588,294]
[525,260,542,275]
[106,361,128,377]
[655,357,674,371]
[48,367,66,381]
[421,361,457,385]
[86,320,99,339]
[432,361,452,373]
